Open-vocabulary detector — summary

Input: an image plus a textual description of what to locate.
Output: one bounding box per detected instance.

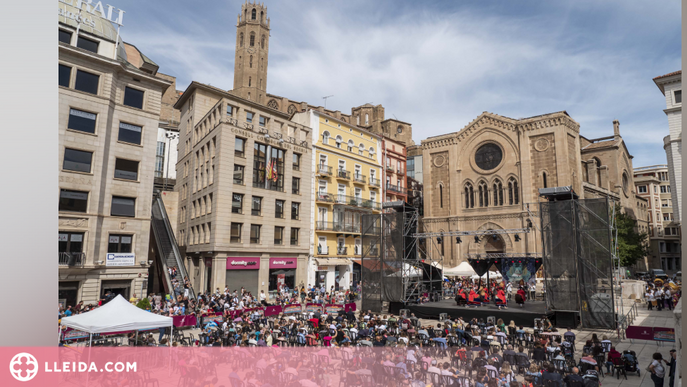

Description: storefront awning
[315,258,352,266]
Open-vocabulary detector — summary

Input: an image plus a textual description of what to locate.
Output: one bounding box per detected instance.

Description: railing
[316,192,335,203]
[386,165,395,172]
[58,252,85,267]
[328,194,382,210]
[336,169,351,180]
[316,246,329,255]
[369,178,381,187]
[353,174,367,184]
[386,183,407,195]
[315,221,361,233]
[337,246,347,255]
[617,302,639,340]
[151,192,191,299]
[317,165,332,176]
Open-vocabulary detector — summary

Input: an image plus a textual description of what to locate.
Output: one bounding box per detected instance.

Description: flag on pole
[265,160,273,181]
[271,160,278,182]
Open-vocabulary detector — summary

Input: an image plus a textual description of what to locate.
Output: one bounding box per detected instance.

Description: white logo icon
[9,352,38,382]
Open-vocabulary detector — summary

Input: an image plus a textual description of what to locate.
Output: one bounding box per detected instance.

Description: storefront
[59,281,80,308]
[268,258,297,292]
[313,258,352,291]
[100,280,132,300]
[225,257,260,295]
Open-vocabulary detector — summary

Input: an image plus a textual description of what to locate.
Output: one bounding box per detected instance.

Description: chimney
[613,120,620,139]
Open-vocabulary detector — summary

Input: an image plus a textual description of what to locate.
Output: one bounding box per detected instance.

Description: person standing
[649,352,667,387]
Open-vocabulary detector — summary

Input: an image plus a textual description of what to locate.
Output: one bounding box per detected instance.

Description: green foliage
[136,298,151,310]
[613,204,650,267]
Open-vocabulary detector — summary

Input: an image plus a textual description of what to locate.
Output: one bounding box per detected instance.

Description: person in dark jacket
[542,363,564,387]
[564,367,584,387]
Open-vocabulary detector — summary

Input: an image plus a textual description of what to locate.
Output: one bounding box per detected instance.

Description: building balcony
[316,192,335,203]
[316,221,361,233]
[386,165,395,173]
[317,165,332,176]
[316,246,329,255]
[336,169,351,180]
[386,183,407,195]
[353,174,367,184]
[59,252,85,268]
[369,178,381,187]
[331,194,382,211]
[337,246,348,255]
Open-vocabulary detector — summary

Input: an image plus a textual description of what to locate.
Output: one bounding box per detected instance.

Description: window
[108,235,133,253]
[464,183,474,208]
[638,186,647,193]
[235,137,246,157]
[250,32,255,47]
[290,228,299,246]
[662,199,669,207]
[291,202,300,220]
[233,165,245,184]
[335,135,343,148]
[274,226,284,245]
[123,87,144,109]
[63,148,92,173]
[118,122,142,145]
[293,153,301,171]
[322,131,330,145]
[439,185,443,208]
[675,90,682,104]
[252,196,262,216]
[251,8,256,19]
[114,158,139,180]
[292,177,300,194]
[59,189,88,213]
[59,29,72,44]
[111,196,135,217]
[74,69,99,95]
[59,64,71,87]
[478,182,488,207]
[508,178,519,205]
[259,116,267,127]
[246,112,254,123]
[493,179,503,206]
[542,172,548,188]
[67,108,97,134]
[253,143,284,191]
[664,214,670,221]
[250,224,261,244]
[76,36,99,53]
[661,185,670,193]
[227,105,234,116]
[275,200,285,218]
[154,142,165,178]
[232,193,243,214]
[59,232,83,254]
[230,223,242,243]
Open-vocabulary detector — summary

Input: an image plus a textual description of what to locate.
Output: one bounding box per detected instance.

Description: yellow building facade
[293,110,382,290]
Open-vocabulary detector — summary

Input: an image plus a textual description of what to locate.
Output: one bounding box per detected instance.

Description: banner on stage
[283,304,302,314]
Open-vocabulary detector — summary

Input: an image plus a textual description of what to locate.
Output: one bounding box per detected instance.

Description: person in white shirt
[259,290,267,305]
[506,282,513,301]
[427,359,442,375]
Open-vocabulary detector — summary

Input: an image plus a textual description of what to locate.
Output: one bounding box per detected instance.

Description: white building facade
[654,71,682,223]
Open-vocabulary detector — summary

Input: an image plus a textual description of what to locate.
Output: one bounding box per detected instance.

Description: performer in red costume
[515,286,527,308]
[496,287,507,309]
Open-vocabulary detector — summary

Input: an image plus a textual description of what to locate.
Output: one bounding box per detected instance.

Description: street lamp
[164,131,179,192]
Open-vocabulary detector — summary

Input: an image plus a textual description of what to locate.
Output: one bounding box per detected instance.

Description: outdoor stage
[403,299,552,327]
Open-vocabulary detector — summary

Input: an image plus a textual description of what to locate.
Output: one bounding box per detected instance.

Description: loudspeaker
[553,311,578,328]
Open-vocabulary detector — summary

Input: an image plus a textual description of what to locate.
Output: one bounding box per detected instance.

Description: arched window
[493,179,503,206]
[347,139,355,152]
[248,76,251,87]
[508,178,519,205]
[464,183,474,209]
[251,8,256,20]
[365,114,369,125]
[239,33,244,47]
[250,32,255,47]
[369,147,375,158]
[478,182,488,207]
[322,131,330,144]
[594,157,602,185]
[335,135,343,148]
[439,185,444,208]
[260,10,263,21]
[542,172,548,188]
[249,55,253,68]
[261,35,265,49]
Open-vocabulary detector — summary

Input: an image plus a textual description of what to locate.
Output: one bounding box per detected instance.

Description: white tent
[444,262,476,277]
[387,263,422,278]
[61,295,173,336]
[470,271,503,280]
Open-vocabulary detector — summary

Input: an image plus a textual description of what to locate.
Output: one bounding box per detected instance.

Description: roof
[653,71,681,81]
[653,70,681,94]
[581,139,619,151]
[174,82,291,119]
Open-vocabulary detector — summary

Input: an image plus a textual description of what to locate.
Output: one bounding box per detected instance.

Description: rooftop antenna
[323,95,334,109]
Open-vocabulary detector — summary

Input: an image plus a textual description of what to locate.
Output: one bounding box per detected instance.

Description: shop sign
[226,257,260,270]
[58,0,125,26]
[270,258,297,269]
[106,253,135,266]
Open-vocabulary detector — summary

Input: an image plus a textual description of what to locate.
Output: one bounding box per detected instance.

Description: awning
[315,258,352,266]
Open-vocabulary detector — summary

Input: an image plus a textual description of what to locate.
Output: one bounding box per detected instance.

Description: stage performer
[496,287,507,310]
[516,286,527,308]
[455,290,466,306]
[468,288,478,304]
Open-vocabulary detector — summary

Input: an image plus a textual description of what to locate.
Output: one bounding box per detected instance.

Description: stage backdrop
[496,258,543,285]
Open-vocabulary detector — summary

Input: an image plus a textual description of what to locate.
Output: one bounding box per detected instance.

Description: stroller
[621,350,640,377]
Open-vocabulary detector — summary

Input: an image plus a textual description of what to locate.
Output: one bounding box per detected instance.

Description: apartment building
[292,110,382,290]
[382,137,408,205]
[174,82,312,297]
[634,165,681,273]
[58,0,172,305]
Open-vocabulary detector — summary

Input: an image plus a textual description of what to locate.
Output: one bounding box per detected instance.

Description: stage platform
[404,299,552,327]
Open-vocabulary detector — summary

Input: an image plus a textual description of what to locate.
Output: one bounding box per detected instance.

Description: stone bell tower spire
[233,1,270,103]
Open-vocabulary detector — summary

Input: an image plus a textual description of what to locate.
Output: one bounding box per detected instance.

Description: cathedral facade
[420,111,642,267]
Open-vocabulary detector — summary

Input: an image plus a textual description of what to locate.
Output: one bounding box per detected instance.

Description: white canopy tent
[444,262,477,277]
[387,263,422,278]
[470,271,503,280]
[61,295,173,346]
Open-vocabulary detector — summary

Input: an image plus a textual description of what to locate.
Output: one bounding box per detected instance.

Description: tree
[613,204,649,267]
[136,298,151,311]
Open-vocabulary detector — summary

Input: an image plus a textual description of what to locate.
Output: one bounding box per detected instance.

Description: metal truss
[413,228,531,238]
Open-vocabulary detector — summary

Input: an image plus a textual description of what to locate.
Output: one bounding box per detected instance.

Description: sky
[115,0,680,167]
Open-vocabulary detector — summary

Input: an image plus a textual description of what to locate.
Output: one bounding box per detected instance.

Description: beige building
[421,111,642,267]
[58,0,172,306]
[634,165,681,273]
[174,82,312,297]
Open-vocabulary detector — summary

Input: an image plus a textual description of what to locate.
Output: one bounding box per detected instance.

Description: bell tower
[233,1,270,103]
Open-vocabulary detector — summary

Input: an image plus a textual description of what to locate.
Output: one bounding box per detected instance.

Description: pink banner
[269,257,297,269]
[626,325,653,340]
[264,305,282,316]
[226,257,260,270]
[172,315,197,327]
[344,302,356,312]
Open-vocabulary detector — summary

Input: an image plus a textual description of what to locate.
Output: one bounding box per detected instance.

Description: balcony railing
[331,194,382,210]
[353,174,367,184]
[386,183,407,195]
[369,178,381,187]
[316,221,361,233]
[386,165,395,172]
[337,246,347,255]
[336,169,351,180]
[317,246,329,255]
[317,165,332,176]
[316,192,335,203]
[58,252,85,267]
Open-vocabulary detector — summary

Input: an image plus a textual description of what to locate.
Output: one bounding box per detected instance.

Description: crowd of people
[442,278,539,310]
[644,279,680,311]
